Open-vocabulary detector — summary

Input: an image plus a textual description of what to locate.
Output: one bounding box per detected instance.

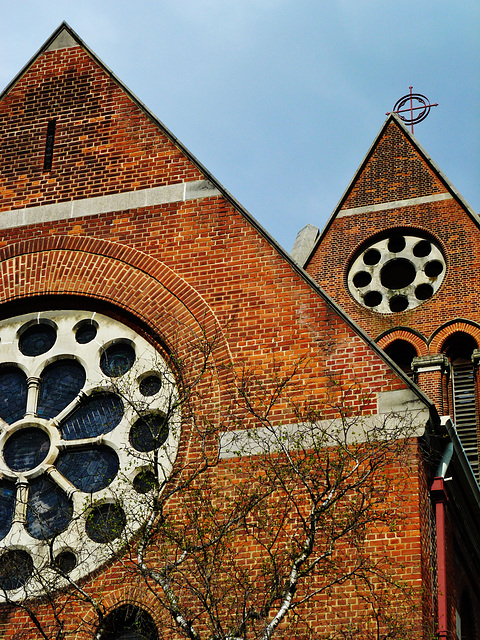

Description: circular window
[139,375,162,397]
[0,311,180,598]
[75,321,98,344]
[0,550,34,591]
[54,550,77,574]
[19,323,57,356]
[86,504,126,543]
[347,232,446,313]
[101,343,136,377]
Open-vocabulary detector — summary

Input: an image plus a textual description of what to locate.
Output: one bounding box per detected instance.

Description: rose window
[347,232,446,313]
[0,311,179,598]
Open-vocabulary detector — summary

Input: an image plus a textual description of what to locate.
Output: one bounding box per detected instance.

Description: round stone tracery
[0,311,180,598]
[347,233,446,314]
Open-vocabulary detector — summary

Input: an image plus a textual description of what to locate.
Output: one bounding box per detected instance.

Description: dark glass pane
[54,550,77,574]
[363,248,381,265]
[19,323,56,356]
[0,481,16,540]
[4,428,50,472]
[37,360,86,420]
[86,503,125,543]
[60,393,123,440]
[352,271,371,289]
[0,367,27,424]
[413,239,431,257]
[56,446,119,492]
[0,550,34,590]
[139,375,162,397]
[129,415,168,452]
[133,469,158,494]
[100,343,135,377]
[26,475,73,540]
[363,291,382,307]
[76,323,97,344]
[425,260,444,278]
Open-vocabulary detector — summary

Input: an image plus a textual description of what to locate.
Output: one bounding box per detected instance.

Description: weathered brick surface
[309,115,480,640]
[341,119,447,209]
[307,119,480,356]
[0,45,203,212]
[0,36,434,638]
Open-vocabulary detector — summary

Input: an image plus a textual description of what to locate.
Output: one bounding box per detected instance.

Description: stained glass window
[100,343,135,377]
[86,503,126,543]
[19,323,56,356]
[37,359,86,419]
[54,550,77,574]
[133,469,158,494]
[4,428,50,472]
[0,367,27,424]
[139,375,162,397]
[0,311,179,597]
[75,322,97,344]
[60,393,123,440]
[130,415,168,452]
[0,482,16,540]
[56,446,119,492]
[98,605,158,640]
[0,550,34,591]
[26,475,73,540]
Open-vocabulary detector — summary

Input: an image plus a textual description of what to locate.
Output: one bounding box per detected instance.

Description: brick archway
[0,236,233,401]
[429,320,480,354]
[377,328,427,356]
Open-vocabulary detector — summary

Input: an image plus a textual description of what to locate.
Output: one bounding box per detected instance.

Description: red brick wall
[308,116,480,640]
[0,45,203,211]
[307,120,480,356]
[0,42,432,638]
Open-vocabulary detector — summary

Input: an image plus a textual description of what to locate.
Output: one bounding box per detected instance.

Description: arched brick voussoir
[430,320,480,354]
[0,236,234,383]
[377,328,427,356]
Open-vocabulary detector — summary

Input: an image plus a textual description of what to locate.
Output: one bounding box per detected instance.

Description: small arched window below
[384,339,418,379]
[97,604,158,640]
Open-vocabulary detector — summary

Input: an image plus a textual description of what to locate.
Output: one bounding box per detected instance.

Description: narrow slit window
[43,120,56,171]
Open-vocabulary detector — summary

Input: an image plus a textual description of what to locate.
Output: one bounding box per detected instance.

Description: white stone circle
[0,310,180,600]
[347,233,446,314]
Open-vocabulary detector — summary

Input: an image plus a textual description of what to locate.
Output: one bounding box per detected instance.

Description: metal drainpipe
[431,441,453,640]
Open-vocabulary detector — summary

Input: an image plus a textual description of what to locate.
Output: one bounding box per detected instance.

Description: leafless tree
[0,330,425,640]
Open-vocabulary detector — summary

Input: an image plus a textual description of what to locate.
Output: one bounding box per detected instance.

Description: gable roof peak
[45,22,80,52]
[0,22,88,101]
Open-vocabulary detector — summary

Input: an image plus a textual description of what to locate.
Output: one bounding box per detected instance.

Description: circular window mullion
[44,466,78,499]
[12,480,29,527]
[51,390,88,429]
[58,433,106,449]
[25,376,41,418]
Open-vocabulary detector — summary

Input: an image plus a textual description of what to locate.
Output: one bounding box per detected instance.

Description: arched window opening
[443,333,479,478]
[97,604,158,640]
[384,339,418,379]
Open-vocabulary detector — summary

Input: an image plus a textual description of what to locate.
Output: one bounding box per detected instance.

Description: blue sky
[0,1,478,251]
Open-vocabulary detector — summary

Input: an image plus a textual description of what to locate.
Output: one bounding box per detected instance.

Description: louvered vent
[452,362,479,478]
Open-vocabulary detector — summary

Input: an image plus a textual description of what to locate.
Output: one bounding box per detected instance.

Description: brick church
[0,23,478,640]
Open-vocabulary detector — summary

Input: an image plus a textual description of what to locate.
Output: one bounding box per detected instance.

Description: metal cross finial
[386,86,438,134]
